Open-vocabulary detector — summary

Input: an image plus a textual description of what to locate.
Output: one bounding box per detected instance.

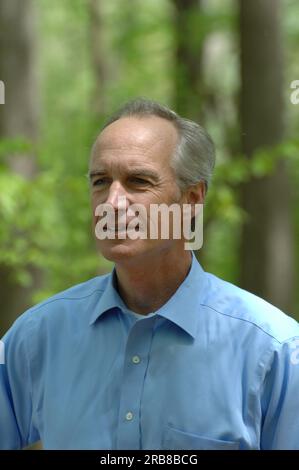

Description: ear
[180,182,205,233]
[185,180,206,213]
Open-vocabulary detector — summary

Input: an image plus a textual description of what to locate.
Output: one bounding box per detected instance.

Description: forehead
[91,116,178,170]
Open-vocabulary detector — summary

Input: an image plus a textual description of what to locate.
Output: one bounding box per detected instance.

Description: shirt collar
[155,252,207,338]
[89,252,207,338]
[89,270,128,325]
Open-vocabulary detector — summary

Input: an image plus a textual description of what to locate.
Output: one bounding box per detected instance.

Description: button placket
[116,317,156,449]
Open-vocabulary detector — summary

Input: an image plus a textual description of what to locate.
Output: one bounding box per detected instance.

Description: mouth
[102,224,140,233]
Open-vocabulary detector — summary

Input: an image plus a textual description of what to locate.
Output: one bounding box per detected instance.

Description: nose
[106,181,129,212]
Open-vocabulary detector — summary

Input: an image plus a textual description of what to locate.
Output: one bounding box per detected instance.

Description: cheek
[142,189,166,205]
[91,195,101,225]
[91,191,105,211]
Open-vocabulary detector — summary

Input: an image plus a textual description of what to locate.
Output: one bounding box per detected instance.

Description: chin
[97,238,144,263]
[96,237,176,264]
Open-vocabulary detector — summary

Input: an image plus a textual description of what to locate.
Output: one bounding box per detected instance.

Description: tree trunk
[0,0,40,335]
[239,0,294,312]
[88,0,107,118]
[172,0,203,122]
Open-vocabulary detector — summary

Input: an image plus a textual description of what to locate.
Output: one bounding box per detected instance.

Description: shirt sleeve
[261,337,299,449]
[0,315,39,449]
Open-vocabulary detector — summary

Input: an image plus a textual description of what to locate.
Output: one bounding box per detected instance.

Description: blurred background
[0,0,299,338]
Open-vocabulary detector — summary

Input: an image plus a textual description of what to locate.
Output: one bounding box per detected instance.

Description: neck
[114,247,193,315]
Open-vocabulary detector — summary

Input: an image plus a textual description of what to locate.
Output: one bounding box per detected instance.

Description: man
[0,98,299,450]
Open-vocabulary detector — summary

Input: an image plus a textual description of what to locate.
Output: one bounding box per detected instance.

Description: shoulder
[30,274,109,311]
[3,273,111,339]
[201,272,299,344]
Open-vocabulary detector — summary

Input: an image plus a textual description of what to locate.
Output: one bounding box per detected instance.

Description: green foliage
[0,138,34,160]
[1,0,299,315]
[0,149,112,302]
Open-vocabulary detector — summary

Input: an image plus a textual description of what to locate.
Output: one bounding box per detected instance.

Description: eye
[129,177,149,185]
[93,177,108,186]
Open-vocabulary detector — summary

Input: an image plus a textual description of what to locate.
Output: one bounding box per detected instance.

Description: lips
[102,224,140,232]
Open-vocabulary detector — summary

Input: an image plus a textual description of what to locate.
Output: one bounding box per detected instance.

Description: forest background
[0,0,299,338]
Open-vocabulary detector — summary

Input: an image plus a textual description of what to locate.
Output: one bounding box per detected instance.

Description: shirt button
[125,412,133,421]
[132,355,141,364]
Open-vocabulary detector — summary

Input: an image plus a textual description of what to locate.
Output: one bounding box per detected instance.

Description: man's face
[89,115,187,263]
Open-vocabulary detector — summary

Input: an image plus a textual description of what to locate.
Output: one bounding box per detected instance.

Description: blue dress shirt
[1,254,299,450]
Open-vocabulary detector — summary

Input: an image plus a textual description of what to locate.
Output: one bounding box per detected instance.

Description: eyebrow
[88,168,160,182]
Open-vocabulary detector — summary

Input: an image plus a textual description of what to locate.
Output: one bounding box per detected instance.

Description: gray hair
[101,98,216,192]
